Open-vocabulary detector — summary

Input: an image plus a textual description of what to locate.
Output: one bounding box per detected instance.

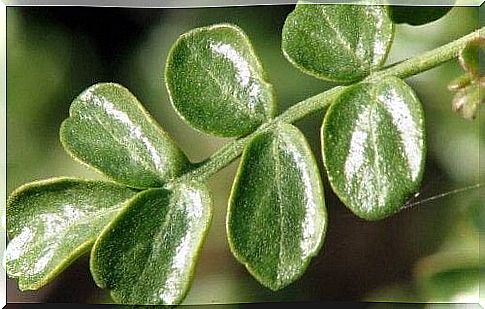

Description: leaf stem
[177,27,483,184]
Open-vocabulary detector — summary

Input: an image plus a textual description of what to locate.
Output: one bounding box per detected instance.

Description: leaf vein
[317,8,366,70]
[273,134,284,285]
[89,109,159,182]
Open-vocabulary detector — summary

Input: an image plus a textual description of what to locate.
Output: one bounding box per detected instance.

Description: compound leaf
[5,178,136,290]
[322,77,425,220]
[90,183,212,305]
[282,2,394,83]
[166,24,275,137]
[227,123,327,290]
[60,83,189,189]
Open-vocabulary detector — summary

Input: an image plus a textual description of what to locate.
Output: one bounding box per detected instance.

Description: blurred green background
[6,5,483,305]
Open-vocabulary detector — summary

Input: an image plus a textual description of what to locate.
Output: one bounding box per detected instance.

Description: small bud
[451,84,481,120]
[458,36,484,78]
[447,74,472,91]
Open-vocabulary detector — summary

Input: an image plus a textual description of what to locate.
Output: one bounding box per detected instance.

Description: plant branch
[176,26,483,184]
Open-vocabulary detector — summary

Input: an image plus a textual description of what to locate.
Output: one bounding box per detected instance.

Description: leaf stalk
[176,27,484,184]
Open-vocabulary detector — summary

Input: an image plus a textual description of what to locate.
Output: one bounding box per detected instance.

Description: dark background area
[6,5,482,305]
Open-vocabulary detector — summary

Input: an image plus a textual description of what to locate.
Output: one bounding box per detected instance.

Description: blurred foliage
[6,5,482,305]
[7,9,103,195]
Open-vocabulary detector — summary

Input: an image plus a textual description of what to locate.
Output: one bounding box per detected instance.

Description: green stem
[177,27,483,184]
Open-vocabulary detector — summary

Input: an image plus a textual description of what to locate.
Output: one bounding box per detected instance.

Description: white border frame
[1,1,482,308]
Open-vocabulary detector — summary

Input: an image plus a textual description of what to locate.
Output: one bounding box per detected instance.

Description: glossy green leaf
[90,183,212,305]
[5,178,137,290]
[60,83,189,189]
[322,77,425,220]
[165,24,275,137]
[281,2,394,83]
[389,6,453,26]
[227,123,327,291]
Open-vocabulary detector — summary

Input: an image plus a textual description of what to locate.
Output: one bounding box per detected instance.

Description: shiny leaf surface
[389,6,453,25]
[90,183,212,305]
[227,123,327,290]
[5,178,136,290]
[322,77,425,220]
[282,2,394,83]
[165,24,275,137]
[60,83,189,189]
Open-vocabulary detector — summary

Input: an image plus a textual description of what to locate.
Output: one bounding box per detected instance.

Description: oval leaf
[5,178,136,290]
[282,2,394,83]
[389,6,453,26]
[322,77,425,220]
[227,123,327,291]
[90,183,212,305]
[60,83,189,189]
[165,24,275,137]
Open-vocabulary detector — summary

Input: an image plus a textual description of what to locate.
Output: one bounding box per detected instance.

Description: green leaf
[90,183,212,305]
[281,2,394,83]
[458,38,483,78]
[5,178,136,290]
[389,6,453,26]
[60,83,189,189]
[165,24,275,137]
[227,123,327,291]
[322,77,425,220]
